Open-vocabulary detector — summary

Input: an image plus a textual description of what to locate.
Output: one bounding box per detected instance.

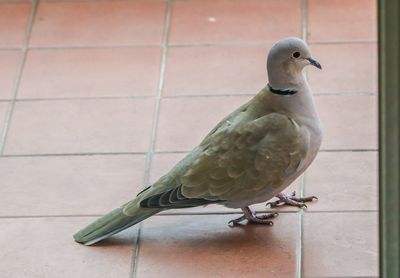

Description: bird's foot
[265,191,318,209]
[228,206,279,226]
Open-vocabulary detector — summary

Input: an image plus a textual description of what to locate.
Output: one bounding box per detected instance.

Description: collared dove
[74,37,322,245]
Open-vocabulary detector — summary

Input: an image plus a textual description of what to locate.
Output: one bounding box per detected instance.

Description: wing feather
[181,112,307,204]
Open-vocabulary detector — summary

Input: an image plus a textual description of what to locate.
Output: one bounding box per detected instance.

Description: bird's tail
[73,205,161,246]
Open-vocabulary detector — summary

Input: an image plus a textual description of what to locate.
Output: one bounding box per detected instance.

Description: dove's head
[267,37,321,90]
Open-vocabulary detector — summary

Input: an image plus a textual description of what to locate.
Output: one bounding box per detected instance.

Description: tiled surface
[0,102,9,133]
[164,45,270,96]
[0,50,21,99]
[0,155,146,216]
[30,0,166,47]
[169,0,301,44]
[156,96,250,152]
[0,217,137,278]
[4,99,154,154]
[137,214,298,278]
[308,0,377,42]
[305,151,378,211]
[18,48,162,98]
[0,0,378,278]
[303,212,379,277]
[309,43,378,94]
[316,95,378,150]
[0,2,31,48]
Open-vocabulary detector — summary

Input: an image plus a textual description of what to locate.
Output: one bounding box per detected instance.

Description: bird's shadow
[89,219,277,248]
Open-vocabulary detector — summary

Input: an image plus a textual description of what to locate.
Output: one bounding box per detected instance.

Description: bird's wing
[179,112,308,204]
[136,112,308,210]
[122,100,251,214]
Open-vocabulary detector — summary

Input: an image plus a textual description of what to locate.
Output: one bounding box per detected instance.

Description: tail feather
[73,207,160,245]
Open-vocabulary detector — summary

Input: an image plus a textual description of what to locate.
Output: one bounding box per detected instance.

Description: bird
[74,37,322,246]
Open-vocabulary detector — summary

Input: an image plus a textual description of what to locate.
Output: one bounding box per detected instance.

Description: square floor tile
[0,50,21,99]
[305,151,378,211]
[4,98,154,154]
[150,152,302,214]
[155,96,251,152]
[315,95,378,150]
[309,43,378,94]
[0,2,30,48]
[169,0,301,44]
[18,47,161,98]
[164,45,270,96]
[136,214,299,278]
[0,155,145,216]
[0,217,136,278]
[303,212,378,277]
[30,0,166,47]
[308,0,377,42]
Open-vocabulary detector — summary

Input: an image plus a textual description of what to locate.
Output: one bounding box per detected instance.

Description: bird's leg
[228,206,278,226]
[265,191,318,208]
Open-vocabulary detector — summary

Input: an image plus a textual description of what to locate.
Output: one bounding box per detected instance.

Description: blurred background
[0,0,378,277]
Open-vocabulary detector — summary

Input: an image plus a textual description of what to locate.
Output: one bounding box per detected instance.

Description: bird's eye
[292,51,300,58]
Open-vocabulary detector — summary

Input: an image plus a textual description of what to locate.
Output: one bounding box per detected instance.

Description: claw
[265,192,318,209]
[228,207,278,226]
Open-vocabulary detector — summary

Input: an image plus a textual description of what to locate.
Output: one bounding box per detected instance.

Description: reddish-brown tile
[164,45,270,96]
[305,151,378,211]
[19,48,161,98]
[303,212,378,277]
[155,96,251,152]
[4,98,154,154]
[169,0,301,44]
[0,50,20,99]
[0,155,145,216]
[315,95,378,150]
[0,3,30,47]
[30,0,166,47]
[309,43,378,94]
[308,0,377,42]
[150,152,302,214]
[137,214,299,278]
[0,217,136,278]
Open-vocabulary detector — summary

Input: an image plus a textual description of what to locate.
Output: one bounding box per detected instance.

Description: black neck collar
[267,84,297,96]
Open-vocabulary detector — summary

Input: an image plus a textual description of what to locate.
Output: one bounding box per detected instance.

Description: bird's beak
[306,58,322,69]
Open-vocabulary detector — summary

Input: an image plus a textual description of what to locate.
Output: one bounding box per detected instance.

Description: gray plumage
[74,37,322,245]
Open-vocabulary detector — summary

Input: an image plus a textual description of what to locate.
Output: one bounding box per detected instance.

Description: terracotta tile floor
[0,0,378,277]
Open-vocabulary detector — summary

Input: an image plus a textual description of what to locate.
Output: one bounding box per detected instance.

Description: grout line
[314,92,377,96]
[15,95,155,101]
[0,0,38,155]
[0,152,148,157]
[298,210,305,278]
[0,41,377,53]
[0,41,378,51]
[130,1,173,277]
[27,44,162,50]
[0,91,378,103]
[168,41,274,47]
[0,40,377,53]
[131,223,143,278]
[319,148,378,153]
[0,214,102,219]
[0,210,379,220]
[298,173,307,278]
[309,40,377,45]
[141,0,172,192]
[0,47,22,51]
[0,148,378,159]
[301,0,308,41]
